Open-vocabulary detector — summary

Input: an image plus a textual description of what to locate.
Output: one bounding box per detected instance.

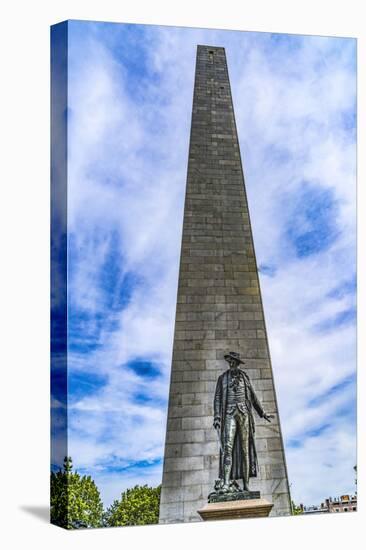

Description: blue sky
[58,20,356,507]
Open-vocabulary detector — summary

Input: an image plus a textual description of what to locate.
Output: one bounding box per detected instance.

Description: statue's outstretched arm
[249,383,265,417]
[250,383,273,422]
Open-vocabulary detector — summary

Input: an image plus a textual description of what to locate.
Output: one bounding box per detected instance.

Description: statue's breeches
[223,409,250,483]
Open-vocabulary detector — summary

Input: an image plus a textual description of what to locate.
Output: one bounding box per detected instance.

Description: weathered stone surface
[159,45,291,524]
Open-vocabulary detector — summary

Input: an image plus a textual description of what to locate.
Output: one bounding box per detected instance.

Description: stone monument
[159,45,291,524]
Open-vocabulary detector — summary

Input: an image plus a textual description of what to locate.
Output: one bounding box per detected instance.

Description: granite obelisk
[159,45,291,524]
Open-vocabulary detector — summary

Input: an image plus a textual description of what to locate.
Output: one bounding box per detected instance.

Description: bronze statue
[212,352,273,496]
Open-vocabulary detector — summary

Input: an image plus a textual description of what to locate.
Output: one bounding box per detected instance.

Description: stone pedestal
[198,498,273,521]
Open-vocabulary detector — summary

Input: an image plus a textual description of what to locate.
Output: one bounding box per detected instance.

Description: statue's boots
[222,464,231,492]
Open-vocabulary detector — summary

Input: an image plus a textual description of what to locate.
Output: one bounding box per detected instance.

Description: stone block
[159,502,184,523]
[163,456,204,472]
[166,428,205,444]
[181,469,210,486]
[181,441,218,457]
[164,444,182,458]
[257,450,285,465]
[161,471,182,488]
[183,484,205,501]
[182,416,213,430]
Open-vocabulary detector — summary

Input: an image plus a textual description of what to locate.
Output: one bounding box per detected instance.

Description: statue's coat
[213,369,265,480]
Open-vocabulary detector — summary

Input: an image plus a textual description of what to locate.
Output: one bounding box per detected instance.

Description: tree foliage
[51,456,104,529]
[291,500,303,515]
[104,484,161,527]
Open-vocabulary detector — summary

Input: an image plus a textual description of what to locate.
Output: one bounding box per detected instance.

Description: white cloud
[288,420,356,505]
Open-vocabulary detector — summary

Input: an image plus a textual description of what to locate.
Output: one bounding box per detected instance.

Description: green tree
[51,456,104,529]
[104,484,161,527]
[291,500,303,515]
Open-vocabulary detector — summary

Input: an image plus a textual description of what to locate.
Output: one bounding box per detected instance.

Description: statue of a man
[213,352,272,493]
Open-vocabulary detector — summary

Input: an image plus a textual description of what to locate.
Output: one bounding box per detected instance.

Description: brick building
[301,494,357,514]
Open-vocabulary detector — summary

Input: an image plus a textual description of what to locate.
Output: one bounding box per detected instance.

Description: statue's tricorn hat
[224,351,245,364]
